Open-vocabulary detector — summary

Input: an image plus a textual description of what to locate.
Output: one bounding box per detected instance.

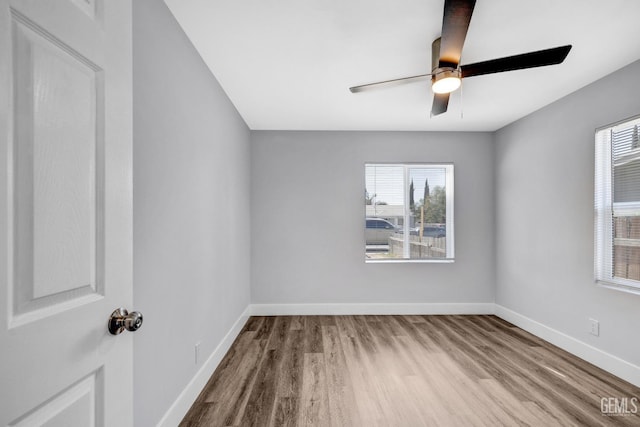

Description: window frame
[594,114,640,295]
[365,162,455,263]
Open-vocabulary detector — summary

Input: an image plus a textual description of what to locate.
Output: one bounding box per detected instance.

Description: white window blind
[365,163,454,262]
[595,115,640,293]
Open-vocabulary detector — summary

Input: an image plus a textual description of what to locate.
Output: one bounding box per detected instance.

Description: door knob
[108,308,143,335]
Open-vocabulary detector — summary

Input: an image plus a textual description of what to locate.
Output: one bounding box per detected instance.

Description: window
[365,163,454,262]
[595,115,640,294]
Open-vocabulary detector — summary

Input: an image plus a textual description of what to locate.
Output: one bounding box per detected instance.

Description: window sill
[596,280,640,296]
[365,258,455,264]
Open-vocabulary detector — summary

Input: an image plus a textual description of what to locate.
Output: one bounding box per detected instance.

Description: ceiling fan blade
[349,74,431,93]
[431,93,450,116]
[439,0,476,67]
[460,45,572,78]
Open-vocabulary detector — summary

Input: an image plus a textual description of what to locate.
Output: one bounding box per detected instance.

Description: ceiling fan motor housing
[430,37,461,94]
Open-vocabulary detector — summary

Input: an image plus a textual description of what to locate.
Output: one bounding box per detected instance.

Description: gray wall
[132,1,251,425]
[251,131,495,304]
[495,59,640,367]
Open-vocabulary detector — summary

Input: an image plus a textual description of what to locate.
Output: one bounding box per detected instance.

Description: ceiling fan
[349,0,572,117]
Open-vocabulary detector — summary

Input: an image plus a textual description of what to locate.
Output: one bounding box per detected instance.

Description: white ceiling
[164,0,640,131]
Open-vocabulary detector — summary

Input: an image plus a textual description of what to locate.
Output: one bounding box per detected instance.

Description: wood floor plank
[321,325,362,427]
[303,316,324,354]
[268,328,304,427]
[298,353,330,426]
[317,315,337,326]
[387,325,477,425]
[201,333,266,425]
[181,315,640,426]
[334,315,386,425]
[426,316,494,381]
[243,316,265,332]
[348,316,378,354]
[402,314,428,324]
[391,315,442,353]
[289,316,304,331]
[364,317,414,377]
[253,316,275,340]
[239,317,289,426]
[400,374,445,426]
[478,378,557,426]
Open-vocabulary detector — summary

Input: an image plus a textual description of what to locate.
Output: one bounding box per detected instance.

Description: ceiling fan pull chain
[460,78,464,119]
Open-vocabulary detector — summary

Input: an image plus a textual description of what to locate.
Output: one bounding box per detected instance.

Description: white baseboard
[495,304,640,388]
[249,302,495,316]
[156,306,251,427]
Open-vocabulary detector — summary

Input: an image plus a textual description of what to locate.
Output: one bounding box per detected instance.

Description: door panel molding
[9,369,103,427]
[10,9,105,323]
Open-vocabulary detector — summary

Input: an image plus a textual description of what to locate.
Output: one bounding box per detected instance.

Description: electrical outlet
[589,318,600,336]
[195,342,201,365]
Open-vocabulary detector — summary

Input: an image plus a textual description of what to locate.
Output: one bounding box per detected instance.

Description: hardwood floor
[180,316,640,426]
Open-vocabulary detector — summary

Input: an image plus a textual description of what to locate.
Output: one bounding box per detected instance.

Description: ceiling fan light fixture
[431,68,461,94]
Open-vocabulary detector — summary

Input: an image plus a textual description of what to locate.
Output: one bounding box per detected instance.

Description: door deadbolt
[108,307,143,335]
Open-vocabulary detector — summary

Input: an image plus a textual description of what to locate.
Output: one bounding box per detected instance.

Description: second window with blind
[365,163,454,262]
[595,115,640,293]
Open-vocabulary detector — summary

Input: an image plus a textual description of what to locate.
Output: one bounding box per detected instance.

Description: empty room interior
[2,0,640,426]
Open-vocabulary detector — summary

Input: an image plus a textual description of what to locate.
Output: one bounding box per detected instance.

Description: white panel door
[0,0,133,426]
